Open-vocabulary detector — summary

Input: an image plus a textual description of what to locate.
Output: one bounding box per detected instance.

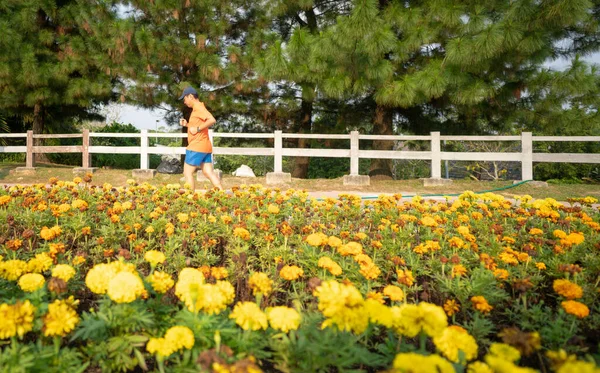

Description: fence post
[430,131,441,179]
[82,129,90,168]
[350,130,359,175]
[140,129,149,170]
[521,132,533,180]
[26,130,34,168]
[274,130,283,173]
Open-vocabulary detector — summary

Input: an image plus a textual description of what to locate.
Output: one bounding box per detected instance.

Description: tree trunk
[369,105,394,179]
[32,103,49,163]
[290,9,317,179]
[291,88,313,178]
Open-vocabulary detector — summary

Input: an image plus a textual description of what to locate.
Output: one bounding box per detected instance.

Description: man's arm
[187,110,216,134]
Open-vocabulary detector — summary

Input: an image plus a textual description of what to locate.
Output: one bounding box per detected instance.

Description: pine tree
[255,1,351,177]
[0,0,116,161]
[311,0,600,177]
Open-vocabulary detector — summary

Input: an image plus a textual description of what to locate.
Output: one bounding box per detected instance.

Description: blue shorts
[185,150,212,166]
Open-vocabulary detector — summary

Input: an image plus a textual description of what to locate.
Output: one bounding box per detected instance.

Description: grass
[1,161,600,201]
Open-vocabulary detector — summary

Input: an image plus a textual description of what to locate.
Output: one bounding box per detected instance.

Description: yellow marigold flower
[553,230,567,239]
[561,300,590,318]
[364,299,394,327]
[164,222,175,237]
[175,268,205,303]
[536,262,546,270]
[0,195,11,206]
[18,273,45,292]
[0,259,27,281]
[71,199,88,210]
[354,232,368,240]
[177,213,189,223]
[220,215,233,224]
[434,326,478,362]
[229,302,268,331]
[280,265,303,281]
[267,204,280,214]
[391,302,448,338]
[467,362,493,373]
[267,306,301,332]
[553,279,583,299]
[420,216,437,227]
[489,343,521,362]
[561,232,585,246]
[359,262,381,280]
[327,236,343,248]
[195,283,229,315]
[43,299,79,337]
[337,241,363,256]
[528,228,543,235]
[452,264,468,278]
[457,226,470,236]
[546,349,578,371]
[107,272,145,303]
[393,353,454,373]
[443,299,460,316]
[314,280,368,334]
[471,296,493,314]
[148,271,174,293]
[233,227,251,241]
[248,272,273,296]
[215,281,235,306]
[164,326,195,350]
[306,232,327,247]
[27,253,53,273]
[396,269,415,287]
[448,236,465,249]
[72,255,86,266]
[383,285,404,302]
[144,250,166,266]
[211,267,228,280]
[557,361,600,373]
[0,300,35,339]
[147,337,175,357]
[145,226,154,234]
[52,264,76,282]
[40,225,61,240]
[85,263,117,294]
[317,256,343,276]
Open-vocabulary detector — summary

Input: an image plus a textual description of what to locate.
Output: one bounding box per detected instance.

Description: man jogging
[178,86,223,191]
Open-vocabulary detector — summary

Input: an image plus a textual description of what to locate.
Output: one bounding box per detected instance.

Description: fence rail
[1,130,599,180]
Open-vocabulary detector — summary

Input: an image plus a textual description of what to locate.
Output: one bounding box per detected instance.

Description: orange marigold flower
[553,279,583,300]
[396,269,415,287]
[443,299,460,316]
[211,267,228,280]
[561,300,589,318]
[451,265,468,278]
[471,296,493,314]
[493,269,510,280]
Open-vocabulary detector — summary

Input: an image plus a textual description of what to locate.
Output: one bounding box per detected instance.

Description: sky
[115,53,600,131]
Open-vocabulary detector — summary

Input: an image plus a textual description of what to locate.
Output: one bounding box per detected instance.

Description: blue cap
[178,86,197,100]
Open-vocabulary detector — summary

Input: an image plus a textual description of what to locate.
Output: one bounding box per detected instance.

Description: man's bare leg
[201,162,223,190]
[183,163,197,191]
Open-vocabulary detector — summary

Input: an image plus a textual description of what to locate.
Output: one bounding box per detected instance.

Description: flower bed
[0,176,599,372]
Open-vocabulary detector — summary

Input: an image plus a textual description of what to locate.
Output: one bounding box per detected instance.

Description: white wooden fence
[1,130,600,180]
